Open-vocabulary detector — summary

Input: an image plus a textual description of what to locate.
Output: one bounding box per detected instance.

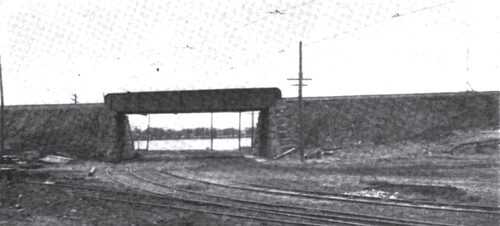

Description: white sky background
[0,0,499,130]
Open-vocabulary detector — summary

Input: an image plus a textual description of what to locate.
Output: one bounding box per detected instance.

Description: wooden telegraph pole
[0,56,4,157]
[251,111,255,149]
[210,112,214,151]
[146,115,151,151]
[287,41,311,162]
[238,111,242,151]
[71,94,79,104]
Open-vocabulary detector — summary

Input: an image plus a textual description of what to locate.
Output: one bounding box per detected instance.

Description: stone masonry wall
[261,91,500,158]
[95,110,136,161]
[4,104,136,161]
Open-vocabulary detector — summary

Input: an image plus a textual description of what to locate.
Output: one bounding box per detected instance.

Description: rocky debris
[1,155,17,164]
[87,167,96,176]
[39,155,73,164]
[344,189,400,199]
[244,155,267,163]
[360,181,481,203]
[273,148,297,160]
[1,151,43,169]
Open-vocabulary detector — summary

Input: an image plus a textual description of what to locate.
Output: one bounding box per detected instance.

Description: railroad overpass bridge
[104,88,282,157]
[4,89,495,161]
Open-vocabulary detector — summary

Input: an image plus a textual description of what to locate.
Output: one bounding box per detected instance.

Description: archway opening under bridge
[128,111,258,152]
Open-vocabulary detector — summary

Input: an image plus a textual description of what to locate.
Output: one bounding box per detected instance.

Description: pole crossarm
[286,41,312,163]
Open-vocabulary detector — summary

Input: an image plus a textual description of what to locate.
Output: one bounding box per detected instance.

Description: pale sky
[1,0,499,129]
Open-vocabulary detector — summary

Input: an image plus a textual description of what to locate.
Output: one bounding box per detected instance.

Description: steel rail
[25,180,323,226]
[105,166,330,226]
[125,167,373,226]
[160,170,499,215]
[130,167,454,226]
[189,171,500,212]
[83,195,326,226]
[128,169,383,226]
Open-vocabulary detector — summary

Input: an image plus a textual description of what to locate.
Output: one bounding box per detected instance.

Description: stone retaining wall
[3,104,135,161]
[259,91,499,157]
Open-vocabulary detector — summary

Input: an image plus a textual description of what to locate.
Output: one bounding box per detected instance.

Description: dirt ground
[0,177,248,226]
[1,129,499,225]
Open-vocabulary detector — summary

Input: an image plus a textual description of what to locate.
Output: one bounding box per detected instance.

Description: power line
[146,0,322,76]
[210,0,321,72]
[402,0,458,17]
[274,0,317,53]
[230,0,319,32]
[203,0,458,74]
[307,0,460,46]
[286,0,319,12]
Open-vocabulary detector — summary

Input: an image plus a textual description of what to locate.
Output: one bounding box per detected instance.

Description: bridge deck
[104,88,281,114]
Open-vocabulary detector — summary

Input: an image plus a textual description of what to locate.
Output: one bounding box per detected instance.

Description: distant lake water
[134,138,252,151]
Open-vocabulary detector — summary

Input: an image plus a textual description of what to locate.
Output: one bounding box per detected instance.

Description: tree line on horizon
[131,127,255,140]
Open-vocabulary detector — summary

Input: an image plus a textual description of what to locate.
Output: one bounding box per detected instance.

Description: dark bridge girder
[104,88,281,114]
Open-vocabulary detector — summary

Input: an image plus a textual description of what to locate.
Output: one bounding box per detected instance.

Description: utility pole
[71,94,78,104]
[238,111,242,151]
[251,111,255,149]
[146,115,151,151]
[210,112,214,151]
[287,41,311,162]
[0,56,4,157]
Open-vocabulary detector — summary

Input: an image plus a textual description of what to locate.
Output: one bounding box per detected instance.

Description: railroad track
[159,170,500,215]
[125,166,457,226]
[28,182,317,226]
[445,138,500,154]
[23,164,491,225]
[234,179,500,212]
[110,166,371,226]
[26,169,327,226]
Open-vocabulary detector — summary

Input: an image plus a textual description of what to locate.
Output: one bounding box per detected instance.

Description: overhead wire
[158,0,460,79]
[229,0,319,33]
[276,0,317,53]
[306,0,461,46]
[216,0,321,72]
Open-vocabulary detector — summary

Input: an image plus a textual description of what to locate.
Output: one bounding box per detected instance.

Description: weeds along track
[160,170,500,215]
[125,166,457,226]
